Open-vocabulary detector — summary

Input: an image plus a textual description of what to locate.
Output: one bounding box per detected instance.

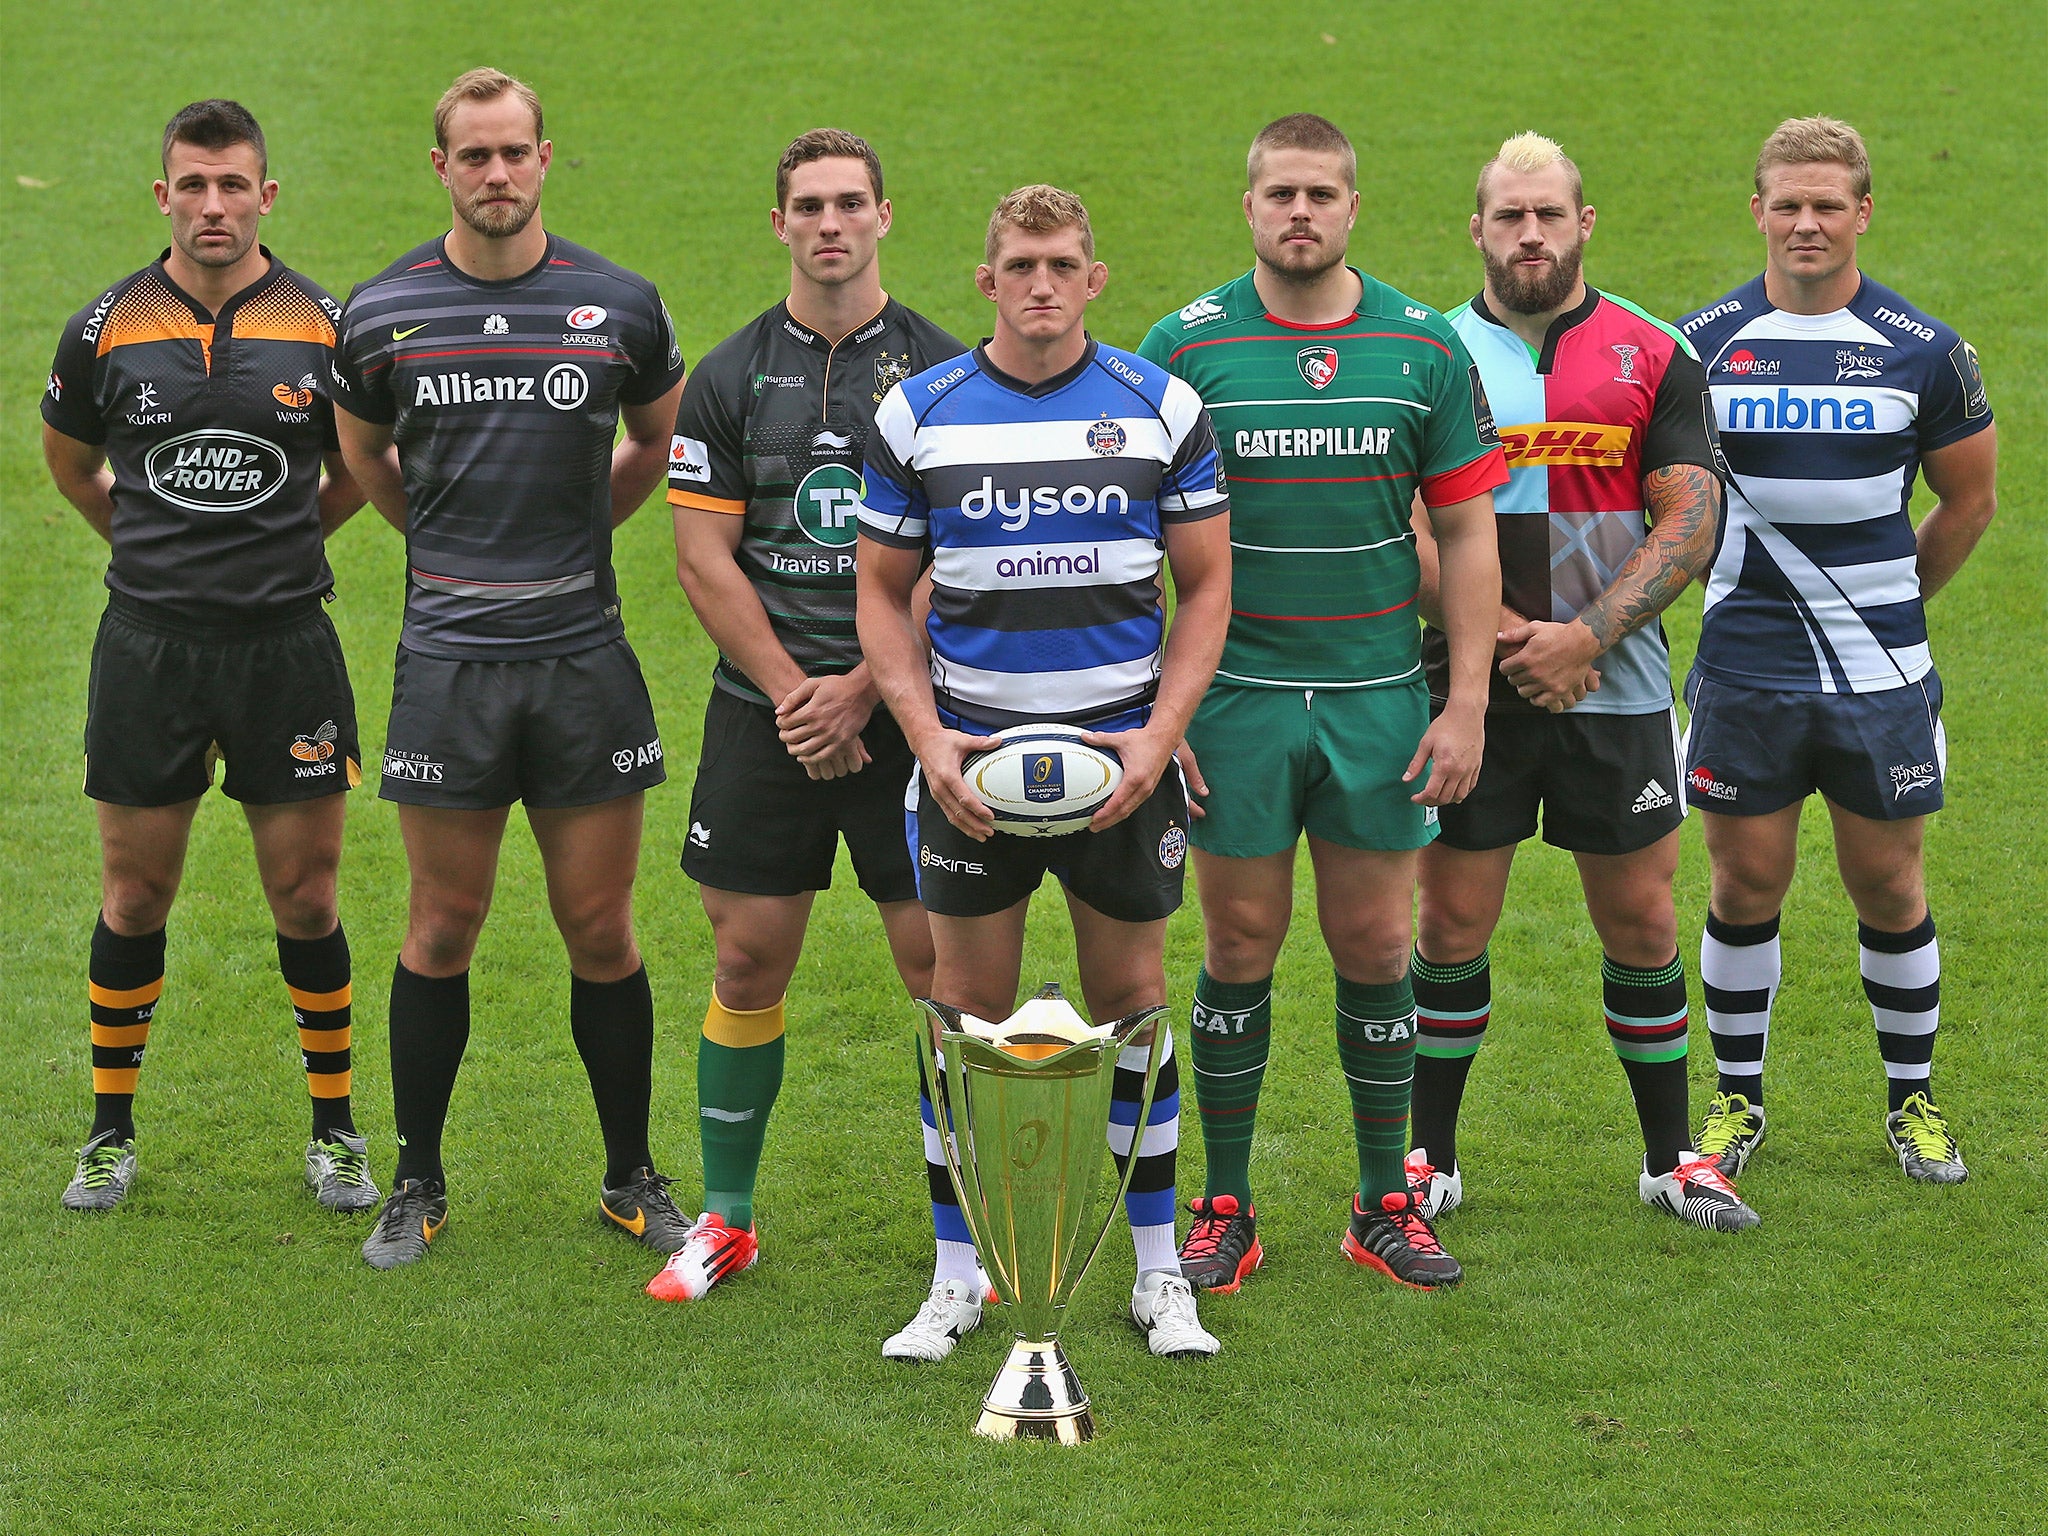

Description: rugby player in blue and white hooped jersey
[1679,117,1997,1187]
[857,186,1232,1361]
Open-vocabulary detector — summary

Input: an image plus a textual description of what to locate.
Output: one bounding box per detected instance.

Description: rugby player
[42,101,374,1215]
[331,69,689,1267]
[857,185,1231,1359]
[1405,133,1755,1232]
[1680,117,1996,1185]
[1139,114,1504,1293]
[646,129,962,1305]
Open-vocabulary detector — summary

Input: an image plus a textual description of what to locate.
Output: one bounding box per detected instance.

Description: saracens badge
[1086,415,1127,456]
[873,350,911,402]
[1297,346,1339,390]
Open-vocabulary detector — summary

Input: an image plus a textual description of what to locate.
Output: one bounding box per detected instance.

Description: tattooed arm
[1497,462,1722,711]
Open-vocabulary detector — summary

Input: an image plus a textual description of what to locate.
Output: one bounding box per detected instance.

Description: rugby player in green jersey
[1139,114,1506,1292]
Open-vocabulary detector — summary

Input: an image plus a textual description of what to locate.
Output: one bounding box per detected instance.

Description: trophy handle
[912,1002,1019,1304]
[1066,1003,1169,1291]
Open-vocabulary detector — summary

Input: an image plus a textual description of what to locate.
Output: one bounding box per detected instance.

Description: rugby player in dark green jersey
[650,129,961,1309]
[43,101,375,1216]
[1139,115,1506,1293]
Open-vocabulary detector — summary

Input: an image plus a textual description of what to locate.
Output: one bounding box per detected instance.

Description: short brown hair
[1476,131,1584,213]
[984,184,1093,265]
[776,128,884,207]
[434,67,544,152]
[1755,115,1871,199]
[1248,113,1356,190]
[161,99,267,177]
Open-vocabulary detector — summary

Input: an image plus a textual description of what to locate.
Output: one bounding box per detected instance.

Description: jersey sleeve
[331,292,397,425]
[1641,347,1723,475]
[1156,379,1228,523]
[666,354,749,514]
[1919,334,1993,451]
[1418,329,1509,507]
[620,287,688,406]
[856,387,929,549]
[1135,322,1177,373]
[41,307,106,444]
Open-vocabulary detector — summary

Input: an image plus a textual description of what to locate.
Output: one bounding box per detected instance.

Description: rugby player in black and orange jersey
[332,69,687,1269]
[42,101,375,1217]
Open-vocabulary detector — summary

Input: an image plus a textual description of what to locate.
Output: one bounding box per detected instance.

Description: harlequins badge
[1297,346,1339,390]
[873,350,910,402]
[1087,415,1127,456]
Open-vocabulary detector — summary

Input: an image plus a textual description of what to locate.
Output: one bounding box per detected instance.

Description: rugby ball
[962,724,1123,837]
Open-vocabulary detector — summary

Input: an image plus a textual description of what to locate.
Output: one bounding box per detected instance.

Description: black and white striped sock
[1860,913,1939,1113]
[1701,911,1779,1104]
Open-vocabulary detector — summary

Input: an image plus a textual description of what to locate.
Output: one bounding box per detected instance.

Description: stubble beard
[1486,238,1585,314]
[1256,225,1348,285]
[456,184,540,239]
[177,223,256,270]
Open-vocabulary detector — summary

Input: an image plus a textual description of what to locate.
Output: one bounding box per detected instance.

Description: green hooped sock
[1334,973,1418,1203]
[697,994,787,1230]
[1190,969,1274,1204]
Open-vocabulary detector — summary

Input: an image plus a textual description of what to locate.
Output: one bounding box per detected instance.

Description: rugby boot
[360,1178,448,1269]
[646,1212,759,1301]
[1696,1091,1767,1179]
[61,1129,136,1212]
[1405,1146,1463,1220]
[305,1131,380,1213]
[1130,1269,1220,1357]
[1886,1092,1968,1184]
[1343,1189,1463,1289]
[600,1166,693,1251]
[1177,1195,1262,1293]
[1640,1155,1761,1232]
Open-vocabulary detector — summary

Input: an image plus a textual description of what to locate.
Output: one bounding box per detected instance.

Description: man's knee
[407,890,491,973]
[263,865,340,939]
[102,871,177,936]
[1201,895,1289,980]
[1416,888,1494,964]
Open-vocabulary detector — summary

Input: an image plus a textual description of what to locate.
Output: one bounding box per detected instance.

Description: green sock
[697,993,787,1229]
[1190,969,1273,1204]
[1334,972,1418,1203]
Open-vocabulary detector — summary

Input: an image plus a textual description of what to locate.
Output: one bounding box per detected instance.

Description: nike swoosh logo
[606,1203,647,1236]
[393,324,428,340]
[422,1214,444,1240]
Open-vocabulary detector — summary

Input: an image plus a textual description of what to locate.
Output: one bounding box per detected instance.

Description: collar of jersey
[774,297,894,354]
[1470,284,1601,374]
[972,336,1097,398]
[1752,272,1870,329]
[432,231,558,289]
[1253,264,1377,331]
[152,244,283,324]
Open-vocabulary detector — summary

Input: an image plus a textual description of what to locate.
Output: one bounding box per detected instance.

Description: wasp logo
[273,381,314,409]
[291,721,338,763]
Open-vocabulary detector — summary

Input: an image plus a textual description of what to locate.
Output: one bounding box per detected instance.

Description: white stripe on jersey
[931,650,1161,717]
[910,416,1173,470]
[1727,470,1904,525]
[1724,310,1893,348]
[1830,554,1921,611]
[933,537,1163,592]
[1715,516,1925,691]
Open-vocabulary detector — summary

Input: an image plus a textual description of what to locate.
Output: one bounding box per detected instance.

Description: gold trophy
[914,985,1165,1445]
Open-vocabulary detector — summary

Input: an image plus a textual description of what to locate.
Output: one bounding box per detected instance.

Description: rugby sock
[918,1057,980,1287]
[1188,969,1271,1204]
[570,966,656,1188]
[1701,911,1779,1104]
[88,915,164,1142]
[277,925,354,1140]
[1335,973,1418,1203]
[1409,948,1491,1173]
[388,961,470,1187]
[1860,913,1939,1112]
[697,991,785,1230]
[1108,1029,1181,1277]
[1603,954,1693,1177]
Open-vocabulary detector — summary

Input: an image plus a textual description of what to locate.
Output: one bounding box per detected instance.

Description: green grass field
[3,4,2044,1531]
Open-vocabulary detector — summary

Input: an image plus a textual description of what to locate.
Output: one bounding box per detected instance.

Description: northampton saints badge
[873,351,911,402]
[1297,346,1339,391]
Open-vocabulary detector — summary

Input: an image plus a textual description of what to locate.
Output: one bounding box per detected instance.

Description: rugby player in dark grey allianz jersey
[652,129,964,1307]
[42,99,376,1219]
[331,68,688,1271]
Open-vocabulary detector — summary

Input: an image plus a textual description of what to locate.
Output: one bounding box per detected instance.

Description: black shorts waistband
[105,589,330,640]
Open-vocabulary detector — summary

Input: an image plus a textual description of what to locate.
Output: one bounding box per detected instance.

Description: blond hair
[984,184,1093,264]
[1247,113,1356,190]
[434,67,543,152]
[1476,131,1583,212]
[1755,115,1871,199]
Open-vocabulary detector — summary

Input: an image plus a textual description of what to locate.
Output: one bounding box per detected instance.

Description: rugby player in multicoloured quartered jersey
[1677,118,1997,1190]
[646,129,964,1312]
[331,69,688,1271]
[40,100,377,1219]
[1405,133,1754,1237]
[859,185,1233,1361]
[1139,114,1505,1296]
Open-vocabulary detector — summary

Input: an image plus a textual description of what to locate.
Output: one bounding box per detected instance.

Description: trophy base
[974,1338,1095,1444]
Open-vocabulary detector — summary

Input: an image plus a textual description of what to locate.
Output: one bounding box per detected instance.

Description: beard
[175,222,257,269]
[454,182,540,238]
[1486,238,1585,314]
[1254,224,1348,283]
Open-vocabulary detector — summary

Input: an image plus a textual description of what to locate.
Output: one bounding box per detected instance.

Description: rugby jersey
[1138,269,1508,691]
[1680,274,1990,694]
[1434,288,1722,714]
[43,250,343,620]
[857,339,1228,729]
[667,297,963,702]
[333,233,686,661]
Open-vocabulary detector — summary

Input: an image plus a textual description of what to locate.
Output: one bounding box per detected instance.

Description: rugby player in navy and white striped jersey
[332,69,689,1269]
[1678,118,1997,1187]
[856,186,1232,1360]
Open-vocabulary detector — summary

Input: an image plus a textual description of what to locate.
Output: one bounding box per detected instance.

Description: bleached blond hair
[984,184,1094,264]
[1476,131,1583,212]
[1755,116,1871,199]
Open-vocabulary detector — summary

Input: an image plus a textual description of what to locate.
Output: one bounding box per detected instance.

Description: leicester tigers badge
[1297,346,1339,390]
